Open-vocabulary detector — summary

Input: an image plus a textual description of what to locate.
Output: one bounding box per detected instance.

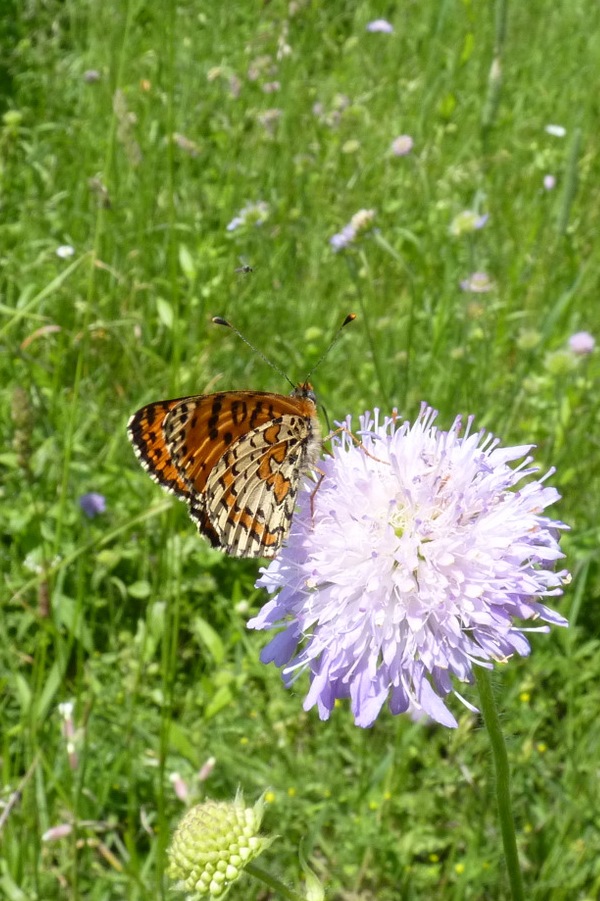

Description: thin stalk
[475,667,524,901]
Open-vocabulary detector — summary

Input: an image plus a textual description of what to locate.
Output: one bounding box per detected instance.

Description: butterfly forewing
[127,387,321,558]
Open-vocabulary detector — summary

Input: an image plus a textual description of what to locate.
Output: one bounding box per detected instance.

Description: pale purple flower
[568,331,595,355]
[545,124,566,137]
[79,492,106,518]
[329,223,356,252]
[43,823,73,842]
[460,271,495,293]
[366,19,394,33]
[249,406,569,729]
[226,201,270,232]
[449,211,489,237]
[391,135,414,156]
[543,174,556,191]
[83,69,101,84]
[330,210,375,252]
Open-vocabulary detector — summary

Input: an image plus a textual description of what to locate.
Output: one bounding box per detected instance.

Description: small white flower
[545,124,566,137]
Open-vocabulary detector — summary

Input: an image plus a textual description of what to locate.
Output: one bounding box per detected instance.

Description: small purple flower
[543,174,556,191]
[79,492,106,518]
[329,223,356,252]
[366,19,394,33]
[249,406,569,729]
[329,209,375,252]
[391,135,414,156]
[568,331,595,355]
[460,272,495,293]
[83,69,101,84]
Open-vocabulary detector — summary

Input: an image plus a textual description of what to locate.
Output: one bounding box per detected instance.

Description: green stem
[475,668,524,901]
[245,861,308,900]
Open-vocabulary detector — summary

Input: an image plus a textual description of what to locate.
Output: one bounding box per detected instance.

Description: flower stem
[245,861,308,900]
[475,667,525,901]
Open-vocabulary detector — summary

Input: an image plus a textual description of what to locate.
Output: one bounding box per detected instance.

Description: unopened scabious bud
[167,795,274,898]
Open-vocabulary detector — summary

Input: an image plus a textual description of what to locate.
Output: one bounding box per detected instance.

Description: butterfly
[127,314,355,558]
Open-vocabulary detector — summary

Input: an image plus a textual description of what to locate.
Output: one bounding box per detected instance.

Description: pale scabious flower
[543,174,556,191]
[330,224,356,251]
[449,210,489,237]
[391,135,414,156]
[226,201,270,232]
[460,271,495,293]
[42,823,73,842]
[249,406,569,729]
[329,209,375,252]
[568,330,595,355]
[79,492,106,518]
[366,19,394,33]
[56,244,75,259]
[545,124,566,137]
[168,794,274,898]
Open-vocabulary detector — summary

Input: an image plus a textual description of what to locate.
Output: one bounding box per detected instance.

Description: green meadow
[2,1,600,898]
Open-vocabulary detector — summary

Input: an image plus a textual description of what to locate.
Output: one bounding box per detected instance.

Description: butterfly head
[292,382,317,406]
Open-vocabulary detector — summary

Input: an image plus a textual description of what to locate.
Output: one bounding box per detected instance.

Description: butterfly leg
[323,426,390,466]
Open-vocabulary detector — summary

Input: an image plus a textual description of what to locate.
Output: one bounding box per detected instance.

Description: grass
[1,0,600,898]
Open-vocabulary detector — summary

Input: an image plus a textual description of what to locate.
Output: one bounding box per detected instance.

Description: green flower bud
[167,794,274,898]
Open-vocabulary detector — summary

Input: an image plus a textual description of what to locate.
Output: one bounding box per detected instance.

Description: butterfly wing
[127,398,194,500]
[128,390,320,557]
[200,412,321,557]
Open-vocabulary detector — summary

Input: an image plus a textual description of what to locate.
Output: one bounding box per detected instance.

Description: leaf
[178,244,197,281]
[156,296,174,329]
[128,580,152,599]
[191,616,225,665]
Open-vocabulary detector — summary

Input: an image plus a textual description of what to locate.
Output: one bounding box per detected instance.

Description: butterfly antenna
[304,312,356,382]
[212,316,296,389]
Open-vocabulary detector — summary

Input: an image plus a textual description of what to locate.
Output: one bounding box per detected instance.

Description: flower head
[391,135,414,156]
[56,244,75,259]
[226,201,270,232]
[543,174,556,191]
[167,794,274,898]
[366,19,394,33]
[249,406,569,728]
[329,224,356,252]
[329,209,375,252]
[460,271,495,293]
[568,330,595,355]
[79,492,106,518]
